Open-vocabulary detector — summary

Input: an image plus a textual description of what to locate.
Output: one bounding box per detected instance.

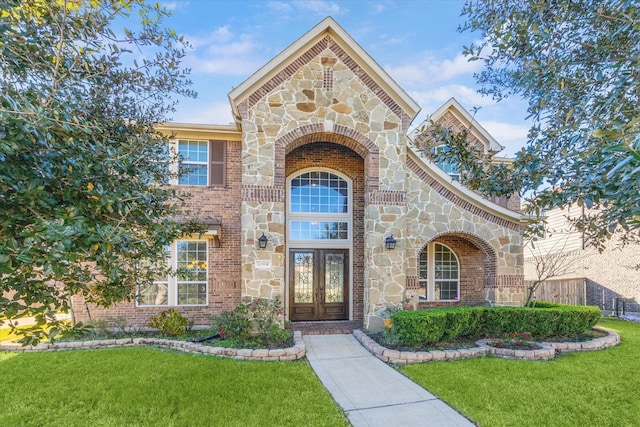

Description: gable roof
[228,17,420,126]
[412,97,504,153]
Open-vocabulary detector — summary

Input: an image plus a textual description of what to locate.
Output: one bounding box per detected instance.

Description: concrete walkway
[304,334,475,427]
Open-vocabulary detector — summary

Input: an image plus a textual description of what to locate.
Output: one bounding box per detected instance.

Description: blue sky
[162,0,530,156]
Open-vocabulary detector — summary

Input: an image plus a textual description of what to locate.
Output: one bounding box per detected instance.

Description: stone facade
[72,17,525,330]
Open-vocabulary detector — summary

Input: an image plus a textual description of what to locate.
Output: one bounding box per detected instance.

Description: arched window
[288,170,350,242]
[418,242,460,301]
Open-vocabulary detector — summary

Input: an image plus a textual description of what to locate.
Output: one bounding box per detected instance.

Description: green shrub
[148,309,190,337]
[389,304,602,346]
[392,307,485,347]
[211,296,292,348]
[211,304,252,341]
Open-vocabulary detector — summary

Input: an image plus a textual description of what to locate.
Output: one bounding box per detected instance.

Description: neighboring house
[71,17,526,331]
[524,205,640,315]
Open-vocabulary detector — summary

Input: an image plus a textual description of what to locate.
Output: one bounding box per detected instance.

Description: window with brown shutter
[209,140,226,186]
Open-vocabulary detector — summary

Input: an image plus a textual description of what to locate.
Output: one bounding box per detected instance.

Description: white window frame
[176,139,209,186]
[287,168,352,249]
[418,242,460,302]
[137,239,208,307]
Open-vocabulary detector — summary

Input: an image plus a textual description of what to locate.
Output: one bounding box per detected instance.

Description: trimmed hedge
[390,304,602,347]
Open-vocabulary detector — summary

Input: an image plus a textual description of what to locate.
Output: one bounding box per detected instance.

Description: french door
[289,249,349,321]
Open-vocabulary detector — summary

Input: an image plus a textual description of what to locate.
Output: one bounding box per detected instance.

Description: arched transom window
[288,170,350,242]
[418,242,459,301]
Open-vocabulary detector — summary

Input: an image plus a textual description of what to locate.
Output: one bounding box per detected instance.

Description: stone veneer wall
[71,139,243,327]
[403,155,525,310]
[238,46,412,324]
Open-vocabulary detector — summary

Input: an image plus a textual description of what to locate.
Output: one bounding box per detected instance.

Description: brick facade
[71,139,244,327]
[285,142,365,321]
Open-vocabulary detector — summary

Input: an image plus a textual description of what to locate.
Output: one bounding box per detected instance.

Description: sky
[161,0,531,157]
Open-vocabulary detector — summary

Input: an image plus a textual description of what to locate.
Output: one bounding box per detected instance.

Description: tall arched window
[288,170,350,243]
[418,242,460,301]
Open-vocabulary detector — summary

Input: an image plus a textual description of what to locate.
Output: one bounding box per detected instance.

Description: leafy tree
[0,0,199,344]
[424,0,639,248]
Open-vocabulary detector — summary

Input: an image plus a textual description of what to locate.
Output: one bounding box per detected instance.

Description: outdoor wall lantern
[257,232,268,249]
[385,235,397,250]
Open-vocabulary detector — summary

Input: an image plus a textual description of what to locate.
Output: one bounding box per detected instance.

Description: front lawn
[0,347,348,427]
[402,318,640,426]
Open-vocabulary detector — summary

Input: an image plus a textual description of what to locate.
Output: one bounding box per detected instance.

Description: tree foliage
[430,0,639,247]
[0,0,199,343]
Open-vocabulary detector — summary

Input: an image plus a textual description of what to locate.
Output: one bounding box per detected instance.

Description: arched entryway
[285,142,365,321]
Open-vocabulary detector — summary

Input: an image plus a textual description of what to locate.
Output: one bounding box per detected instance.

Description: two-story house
[72,17,526,331]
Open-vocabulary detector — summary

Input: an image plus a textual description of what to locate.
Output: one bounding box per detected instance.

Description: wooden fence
[525,278,586,306]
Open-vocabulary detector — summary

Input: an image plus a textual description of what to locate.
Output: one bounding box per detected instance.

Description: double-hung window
[176,139,226,186]
[418,242,459,301]
[138,240,208,306]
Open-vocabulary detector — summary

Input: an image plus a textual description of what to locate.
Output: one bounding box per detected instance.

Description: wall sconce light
[257,232,268,249]
[385,235,397,250]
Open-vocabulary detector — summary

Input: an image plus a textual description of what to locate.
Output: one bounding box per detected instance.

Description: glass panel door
[289,249,348,321]
[324,253,344,303]
[293,251,314,304]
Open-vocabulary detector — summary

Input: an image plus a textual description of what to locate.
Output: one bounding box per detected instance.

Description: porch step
[287,320,363,335]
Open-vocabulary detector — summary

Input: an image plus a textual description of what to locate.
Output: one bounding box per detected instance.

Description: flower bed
[354,327,620,364]
[0,331,306,362]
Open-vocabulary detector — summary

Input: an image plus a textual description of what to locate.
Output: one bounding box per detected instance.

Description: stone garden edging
[353,327,620,364]
[475,339,555,360]
[0,330,306,362]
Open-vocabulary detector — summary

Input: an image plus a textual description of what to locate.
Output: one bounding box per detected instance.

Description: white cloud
[183,26,264,76]
[385,52,483,86]
[160,1,187,11]
[187,26,234,48]
[436,53,484,80]
[171,101,235,125]
[294,0,343,15]
[409,85,494,110]
[480,120,530,154]
[267,1,294,13]
[267,0,344,16]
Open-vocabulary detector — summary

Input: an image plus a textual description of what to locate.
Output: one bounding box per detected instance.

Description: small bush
[148,309,190,337]
[389,304,602,346]
[211,296,291,348]
[392,307,485,346]
[211,304,251,341]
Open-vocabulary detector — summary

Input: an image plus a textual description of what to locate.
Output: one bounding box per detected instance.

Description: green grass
[0,347,348,427]
[402,318,640,426]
